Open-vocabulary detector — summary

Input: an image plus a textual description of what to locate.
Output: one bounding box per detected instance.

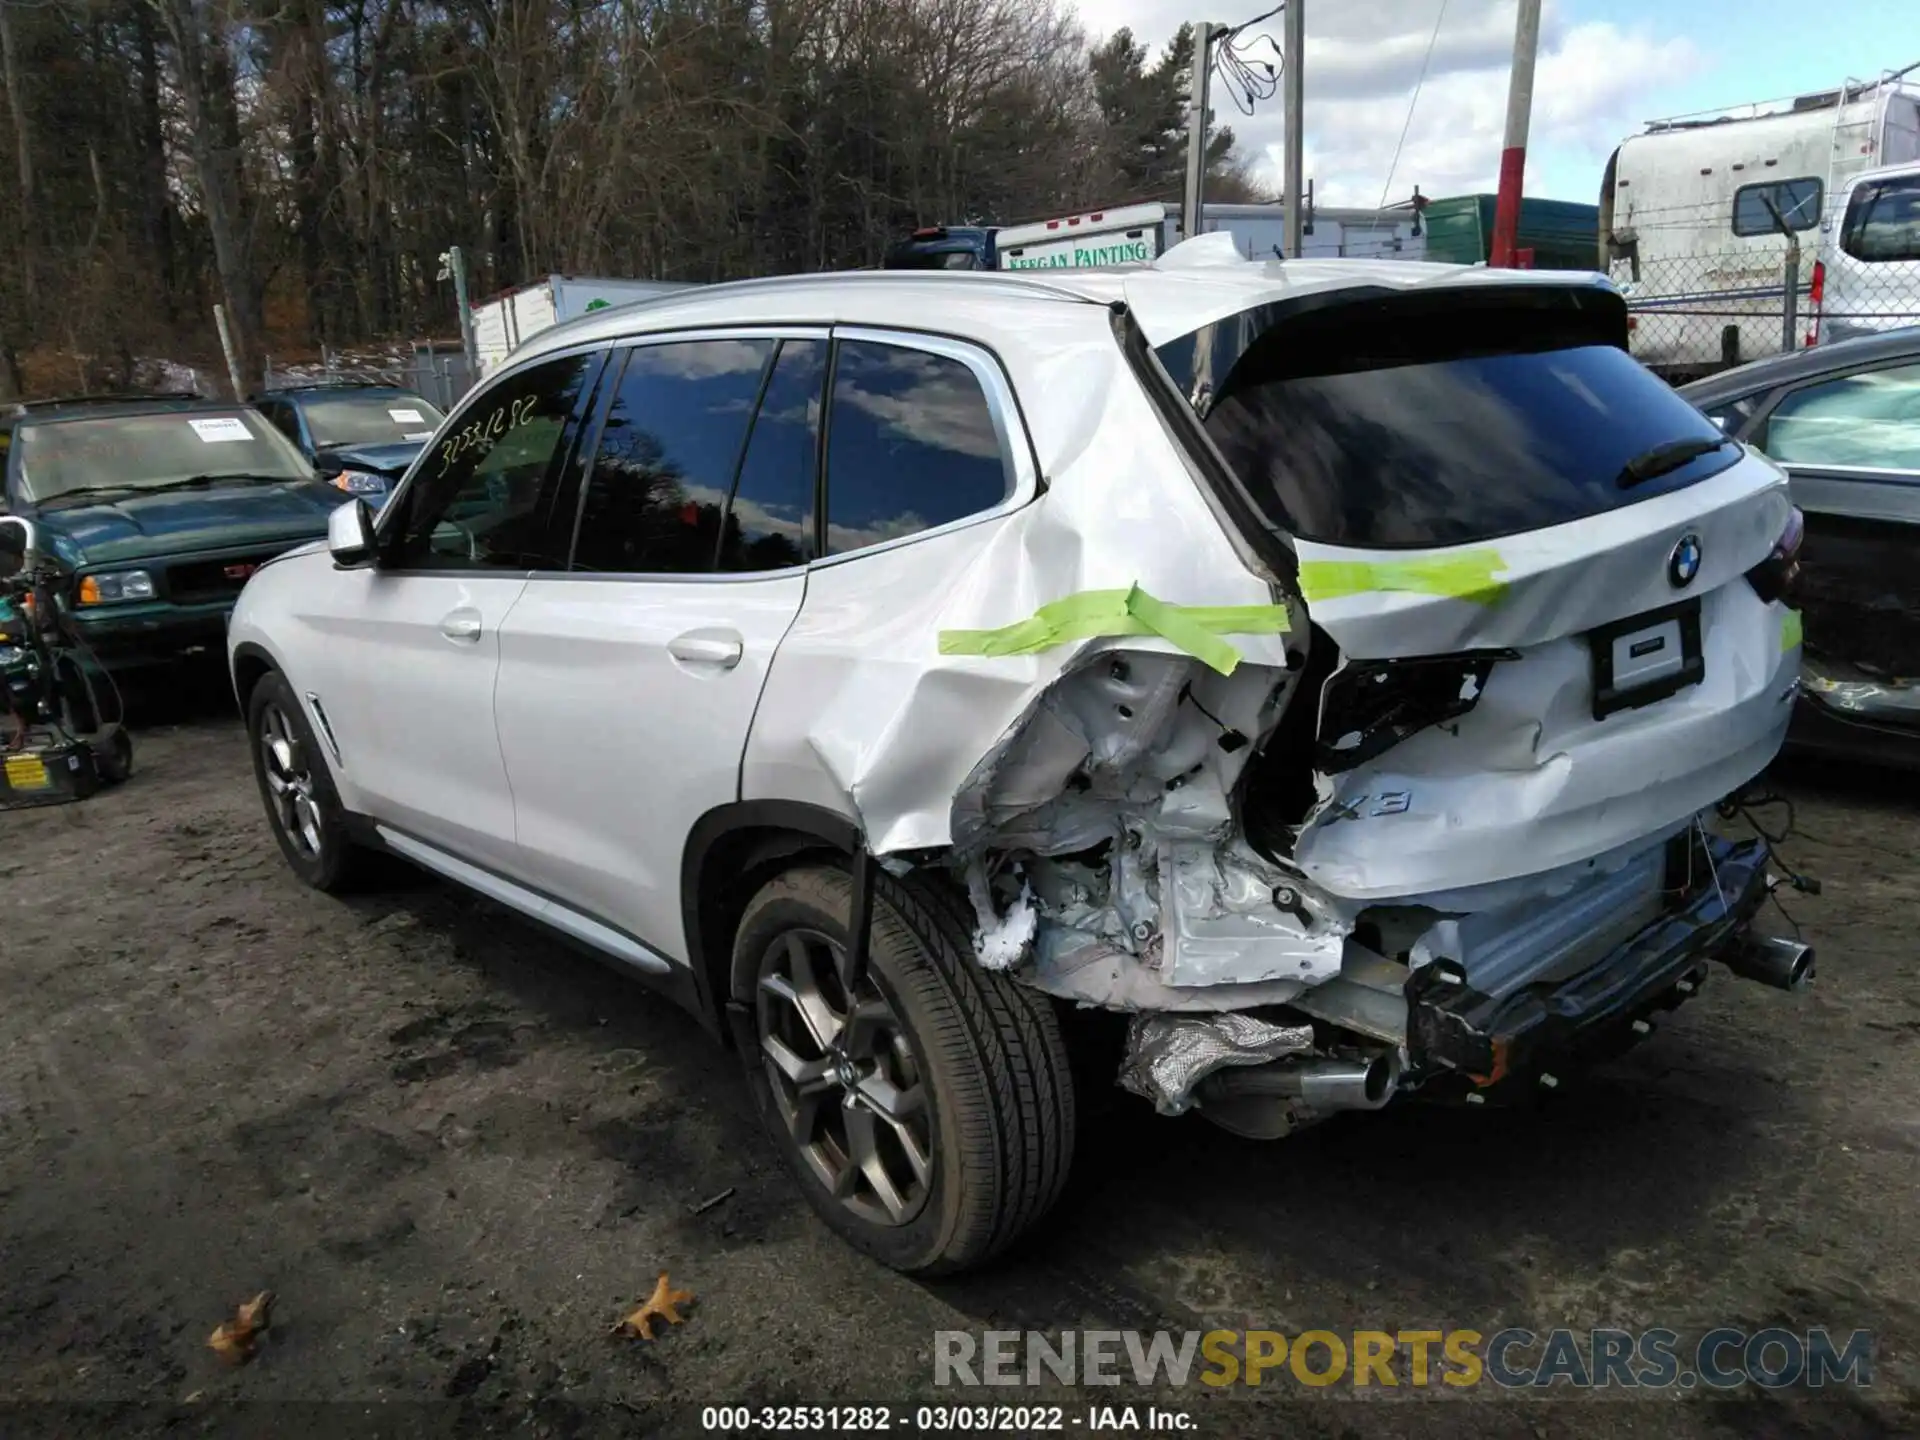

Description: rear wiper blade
[1615,435,1736,489]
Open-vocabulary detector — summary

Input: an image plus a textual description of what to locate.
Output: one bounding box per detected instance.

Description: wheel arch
[681,800,863,1043]
[229,639,281,711]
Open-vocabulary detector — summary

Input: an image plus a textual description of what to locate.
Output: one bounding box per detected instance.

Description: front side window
[823,340,1010,556]
[1731,178,1822,237]
[569,339,774,575]
[1758,361,1920,470]
[1196,300,1738,549]
[15,410,314,506]
[1841,176,1920,262]
[388,351,601,570]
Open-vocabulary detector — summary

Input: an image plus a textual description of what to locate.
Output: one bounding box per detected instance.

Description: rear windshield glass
[1192,303,1739,550]
[1842,175,1920,263]
[303,393,444,447]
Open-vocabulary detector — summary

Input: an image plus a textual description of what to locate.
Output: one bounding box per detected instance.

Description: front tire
[733,865,1075,1275]
[246,669,366,892]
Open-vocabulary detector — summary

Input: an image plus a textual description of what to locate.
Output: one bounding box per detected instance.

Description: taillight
[1804,260,1824,347]
[1746,504,1804,603]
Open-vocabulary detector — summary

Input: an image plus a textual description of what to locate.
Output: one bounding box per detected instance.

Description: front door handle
[440,608,483,643]
[668,631,743,670]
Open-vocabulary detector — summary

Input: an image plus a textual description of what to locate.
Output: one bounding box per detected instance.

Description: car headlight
[77,570,156,604]
[332,469,389,496]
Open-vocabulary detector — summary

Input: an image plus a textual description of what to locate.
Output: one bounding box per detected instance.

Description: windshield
[15,410,315,503]
[1189,300,1738,550]
[302,393,444,448]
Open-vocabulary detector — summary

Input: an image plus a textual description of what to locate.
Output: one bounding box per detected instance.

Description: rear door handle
[440,608,483,643]
[668,630,743,670]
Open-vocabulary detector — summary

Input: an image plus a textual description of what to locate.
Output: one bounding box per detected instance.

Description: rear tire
[246,669,368,892]
[733,864,1075,1275]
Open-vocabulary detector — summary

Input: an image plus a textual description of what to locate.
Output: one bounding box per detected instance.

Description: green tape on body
[1296,549,1510,606]
[937,583,1288,677]
[1781,608,1803,653]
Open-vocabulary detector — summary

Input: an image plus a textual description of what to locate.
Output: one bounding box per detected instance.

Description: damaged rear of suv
[233,249,1810,1276]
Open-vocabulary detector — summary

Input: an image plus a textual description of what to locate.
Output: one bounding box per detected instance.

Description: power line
[1378,0,1450,213]
[1215,5,1286,118]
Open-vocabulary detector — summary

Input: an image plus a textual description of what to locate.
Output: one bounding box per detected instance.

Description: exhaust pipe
[1201,1052,1402,1112]
[1723,935,1816,992]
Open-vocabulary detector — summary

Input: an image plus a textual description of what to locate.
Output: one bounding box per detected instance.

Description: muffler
[1722,934,1816,992]
[1200,1051,1402,1112]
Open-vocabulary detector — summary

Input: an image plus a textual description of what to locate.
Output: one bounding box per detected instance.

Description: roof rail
[250,378,400,397]
[10,389,203,412]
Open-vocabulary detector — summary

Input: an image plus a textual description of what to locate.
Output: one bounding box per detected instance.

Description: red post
[1489,0,1542,268]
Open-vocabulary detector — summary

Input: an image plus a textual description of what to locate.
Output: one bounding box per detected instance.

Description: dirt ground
[3,680,1919,1439]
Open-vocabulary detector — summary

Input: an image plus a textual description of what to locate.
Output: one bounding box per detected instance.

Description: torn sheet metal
[1288,581,1796,902]
[1117,1011,1315,1116]
[738,299,1297,857]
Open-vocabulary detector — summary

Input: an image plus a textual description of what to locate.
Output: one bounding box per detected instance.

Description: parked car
[1810,160,1920,348]
[1681,327,1920,767]
[252,382,446,509]
[229,249,1810,1275]
[2,393,349,672]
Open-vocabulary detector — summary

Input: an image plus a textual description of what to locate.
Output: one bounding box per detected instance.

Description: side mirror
[327,497,376,568]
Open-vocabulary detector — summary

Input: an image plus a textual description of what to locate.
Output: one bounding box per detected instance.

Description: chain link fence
[261,342,475,410]
[1620,247,1920,383]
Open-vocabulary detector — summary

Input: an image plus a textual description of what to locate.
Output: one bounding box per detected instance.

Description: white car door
[493,332,825,963]
[297,347,608,871]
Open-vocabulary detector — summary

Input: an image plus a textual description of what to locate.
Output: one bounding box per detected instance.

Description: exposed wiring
[1214,6,1286,118]
[1378,0,1450,214]
[1715,787,1818,938]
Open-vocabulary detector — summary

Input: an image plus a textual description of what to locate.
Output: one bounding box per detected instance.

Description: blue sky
[1529,0,1920,200]
[1070,0,1920,207]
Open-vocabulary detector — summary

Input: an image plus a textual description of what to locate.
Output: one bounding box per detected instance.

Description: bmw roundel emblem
[1668,532,1703,589]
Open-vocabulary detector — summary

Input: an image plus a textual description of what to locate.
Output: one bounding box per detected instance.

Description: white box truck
[471,276,697,376]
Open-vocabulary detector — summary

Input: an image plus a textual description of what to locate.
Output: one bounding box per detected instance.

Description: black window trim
[373,323,1041,582]
[546,326,829,584]
[811,324,1039,571]
[1730,176,1823,238]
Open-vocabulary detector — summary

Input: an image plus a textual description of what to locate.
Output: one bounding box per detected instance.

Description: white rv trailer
[1601,66,1920,379]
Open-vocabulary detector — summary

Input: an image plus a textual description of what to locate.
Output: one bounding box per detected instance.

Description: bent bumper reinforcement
[1407,833,1770,1086]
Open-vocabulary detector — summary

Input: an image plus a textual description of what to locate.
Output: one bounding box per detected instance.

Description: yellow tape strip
[1296,550,1511,606]
[1781,608,1803,653]
[937,584,1289,677]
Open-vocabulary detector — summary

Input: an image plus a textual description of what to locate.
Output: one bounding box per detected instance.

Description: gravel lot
[2,683,1918,1438]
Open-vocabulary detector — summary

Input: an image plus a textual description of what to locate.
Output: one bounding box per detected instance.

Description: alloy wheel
[756,928,933,1227]
[259,701,324,861]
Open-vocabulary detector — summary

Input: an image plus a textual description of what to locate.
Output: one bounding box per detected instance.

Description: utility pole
[1283,0,1306,258]
[443,245,478,374]
[1182,21,1217,241]
[1489,0,1542,267]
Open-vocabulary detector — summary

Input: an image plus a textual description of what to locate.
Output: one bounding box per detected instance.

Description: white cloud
[1066,0,1706,206]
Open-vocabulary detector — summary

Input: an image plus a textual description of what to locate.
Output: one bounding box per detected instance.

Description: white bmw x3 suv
[229,238,1812,1274]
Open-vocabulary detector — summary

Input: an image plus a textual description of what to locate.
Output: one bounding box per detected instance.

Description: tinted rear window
[1195,305,1738,550]
[1842,175,1920,263]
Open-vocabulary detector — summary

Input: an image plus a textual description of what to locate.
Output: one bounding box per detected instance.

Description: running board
[374,826,674,977]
